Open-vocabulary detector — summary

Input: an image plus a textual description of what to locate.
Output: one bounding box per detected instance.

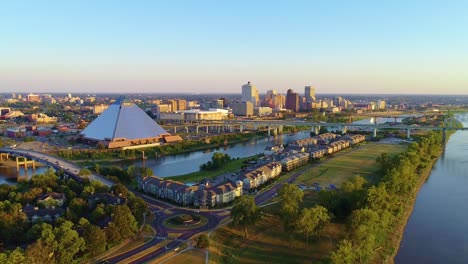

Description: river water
[396,113,468,263]
[114,131,311,177]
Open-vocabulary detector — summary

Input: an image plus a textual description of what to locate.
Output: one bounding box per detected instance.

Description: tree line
[329,131,444,263]
[0,169,149,263]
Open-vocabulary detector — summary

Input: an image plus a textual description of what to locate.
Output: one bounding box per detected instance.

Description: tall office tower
[286,89,299,112]
[241,81,259,106]
[274,94,286,109]
[265,90,277,101]
[305,85,315,101]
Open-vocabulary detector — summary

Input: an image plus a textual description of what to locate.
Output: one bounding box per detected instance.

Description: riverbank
[386,150,441,263]
[387,131,457,262]
[165,156,257,183]
[60,132,269,162]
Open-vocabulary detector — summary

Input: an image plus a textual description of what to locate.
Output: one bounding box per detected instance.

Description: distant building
[93,104,109,114]
[286,89,299,112]
[183,109,228,120]
[27,93,41,103]
[26,113,57,123]
[254,107,273,116]
[211,99,224,109]
[241,81,259,106]
[378,100,386,110]
[7,127,26,138]
[232,101,254,116]
[304,85,315,102]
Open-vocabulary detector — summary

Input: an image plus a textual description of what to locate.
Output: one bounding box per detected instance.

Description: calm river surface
[114,131,311,177]
[396,113,468,263]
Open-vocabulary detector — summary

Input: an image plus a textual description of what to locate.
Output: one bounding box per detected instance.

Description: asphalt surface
[104,194,228,264]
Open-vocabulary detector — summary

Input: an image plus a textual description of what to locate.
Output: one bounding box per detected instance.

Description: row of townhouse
[137,175,243,208]
[316,132,337,141]
[291,137,317,147]
[238,162,282,191]
[341,134,366,144]
[309,134,366,158]
[281,152,310,171]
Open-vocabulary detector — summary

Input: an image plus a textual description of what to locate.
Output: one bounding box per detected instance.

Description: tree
[83,224,107,256]
[111,205,138,240]
[196,234,210,248]
[111,183,129,198]
[127,196,148,225]
[330,239,356,264]
[26,221,85,264]
[296,206,331,246]
[52,221,86,263]
[231,195,261,239]
[79,168,92,177]
[278,184,304,246]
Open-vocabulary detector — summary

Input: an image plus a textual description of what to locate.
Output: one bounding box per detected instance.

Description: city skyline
[1,1,468,94]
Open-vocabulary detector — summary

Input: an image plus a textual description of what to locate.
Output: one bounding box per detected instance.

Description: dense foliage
[200,152,231,171]
[0,169,148,262]
[328,131,444,263]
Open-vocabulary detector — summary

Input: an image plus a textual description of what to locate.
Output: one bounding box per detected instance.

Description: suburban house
[37,192,66,208]
[88,193,126,208]
[22,204,63,223]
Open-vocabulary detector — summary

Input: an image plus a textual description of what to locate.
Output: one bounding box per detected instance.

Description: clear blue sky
[1,0,467,94]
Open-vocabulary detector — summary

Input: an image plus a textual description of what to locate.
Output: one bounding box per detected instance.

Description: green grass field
[295,143,407,187]
[166,156,256,183]
[159,248,206,264]
[209,215,345,264]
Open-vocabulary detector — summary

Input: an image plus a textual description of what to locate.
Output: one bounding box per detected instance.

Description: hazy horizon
[1,1,467,94]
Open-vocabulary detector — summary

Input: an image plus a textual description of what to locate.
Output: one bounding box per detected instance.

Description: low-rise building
[281,152,310,171]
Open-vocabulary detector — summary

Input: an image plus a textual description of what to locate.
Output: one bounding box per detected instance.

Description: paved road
[103,193,228,264]
[0,148,114,186]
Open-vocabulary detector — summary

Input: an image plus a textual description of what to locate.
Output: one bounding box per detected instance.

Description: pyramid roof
[81,96,168,141]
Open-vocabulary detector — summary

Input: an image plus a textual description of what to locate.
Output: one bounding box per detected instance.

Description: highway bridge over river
[0,148,113,186]
[162,118,468,139]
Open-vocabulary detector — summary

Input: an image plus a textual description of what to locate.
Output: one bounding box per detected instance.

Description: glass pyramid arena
[80,96,169,147]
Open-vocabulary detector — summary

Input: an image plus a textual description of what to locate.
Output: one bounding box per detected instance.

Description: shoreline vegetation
[386,129,458,262]
[58,132,269,161]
